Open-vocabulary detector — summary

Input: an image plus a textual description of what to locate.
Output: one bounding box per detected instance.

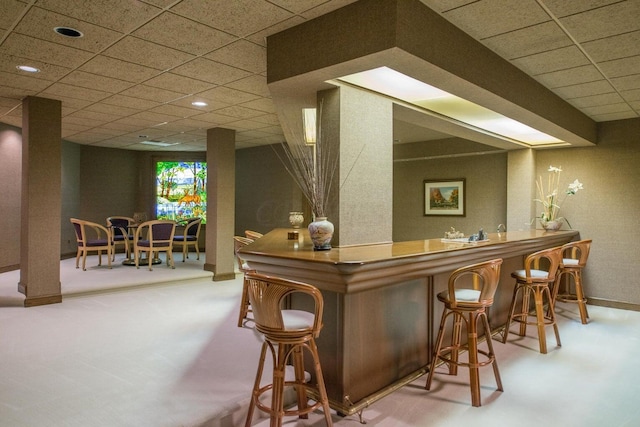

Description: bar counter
[240,228,579,414]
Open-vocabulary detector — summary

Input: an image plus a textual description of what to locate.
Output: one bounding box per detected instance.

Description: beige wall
[1,118,639,309]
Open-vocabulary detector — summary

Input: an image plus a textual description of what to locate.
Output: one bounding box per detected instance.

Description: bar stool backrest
[522,246,563,283]
[447,258,503,308]
[561,239,592,268]
[244,272,324,340]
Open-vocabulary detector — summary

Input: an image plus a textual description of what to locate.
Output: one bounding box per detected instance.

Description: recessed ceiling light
[54,27,83,38]
[192,101,208,107]
[16,65,40,73]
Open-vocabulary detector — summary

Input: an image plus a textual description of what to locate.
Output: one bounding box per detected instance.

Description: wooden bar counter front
[240,229,578,415]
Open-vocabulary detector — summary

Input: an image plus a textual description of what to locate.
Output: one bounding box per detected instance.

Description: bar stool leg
[426,310,450,390]
[292,345,309,419]
[467,312,481,407]
[481,312,503,392]
[308,339,333,426]
[574,271,589,324]
[245,342,268,427]
[533,285,548,354]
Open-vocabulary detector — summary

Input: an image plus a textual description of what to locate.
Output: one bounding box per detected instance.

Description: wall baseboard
[588,297,640,312]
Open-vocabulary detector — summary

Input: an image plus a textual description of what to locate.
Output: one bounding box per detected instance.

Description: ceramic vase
[288,211,304,229]
[540,218,563,231]
[308,217,334,251]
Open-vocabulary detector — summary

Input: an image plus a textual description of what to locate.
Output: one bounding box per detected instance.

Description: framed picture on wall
[424,179,466,216]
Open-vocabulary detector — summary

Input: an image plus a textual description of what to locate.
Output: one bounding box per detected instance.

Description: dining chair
[173,217,202,262]
[133,220,177,271]
[106,216,136,261]
[70,218,113,271]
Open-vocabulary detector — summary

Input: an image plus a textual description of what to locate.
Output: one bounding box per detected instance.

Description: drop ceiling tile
[590,110,638,121]
[621,88,640,102]
[171,0,293,38]
[118,84,184,103]
[144,73,214,94]
[0,71,53,92]
[129,111,176,125]
[270,0,332,14]
[610,74,640,91]
[111,116,158,128]
[599,56,640,79]
[184,112,237,125]
[66,109,121,124]
[196,86,260,105]
[512,45,591,75]
[85,102,142,117]
[171,58,252,85]
[240,98,276,114]
[552,79,616,99]
[79,56,161,83]
[41,82,111,102]
[542,0,621,17]
[133,12,237,56]
[439,0,550,39]
[534,64,604,89]
[62,115,107,128]
[568,92,625,108]
[226,75,270,97]
[211,105,265,120]
[168,117,216,129]
[581,30,640,63]
[103,36,195,71]
[224,119,271,131]
[100,122,143,133]
[482,21,572,59]
[558,1,640,43]
[205,40,267,73]
[36,0,161,33]
[101,94,160,110]
[246,15,306,46]
[0,33,94,68]
[58,70,134,93]
[0,1,29,32]
[150,104,204,118]
[61,122,92,134]
[0,53,71,80]
[251,113,280,126]
[15,7,123,53]
[0,85,37,100]
[583,102,634,116]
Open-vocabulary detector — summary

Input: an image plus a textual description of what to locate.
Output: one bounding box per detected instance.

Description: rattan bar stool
[552,239,592,324]
[425,258,504,407]
[502,246,563,354]
[234,236,255,327]
[244,272,332,427]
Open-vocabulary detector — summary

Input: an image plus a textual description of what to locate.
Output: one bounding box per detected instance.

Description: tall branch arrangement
[274,104,337,219]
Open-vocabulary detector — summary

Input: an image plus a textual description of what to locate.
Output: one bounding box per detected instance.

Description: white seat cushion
[563,258,579,266]
[282,309,315,330]
[454,289,481,302]
[513,269,549,279]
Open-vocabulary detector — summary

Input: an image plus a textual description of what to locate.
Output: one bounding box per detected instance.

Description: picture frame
[424,179,466,216]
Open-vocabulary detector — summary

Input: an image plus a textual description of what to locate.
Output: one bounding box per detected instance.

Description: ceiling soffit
[267,0,597,149]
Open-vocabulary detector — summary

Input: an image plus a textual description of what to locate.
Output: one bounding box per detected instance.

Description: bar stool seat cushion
[282,310,315,330]
[439,289,482,302]
[512,269,549,279]
[562,258,580,266]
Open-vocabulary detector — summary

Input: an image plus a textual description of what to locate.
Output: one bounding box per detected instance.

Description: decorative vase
[288,211,304,229]
[308,217,334,251]
[540,218,563,231]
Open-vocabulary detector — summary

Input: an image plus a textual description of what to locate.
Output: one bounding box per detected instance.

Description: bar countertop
[240,228,579,293]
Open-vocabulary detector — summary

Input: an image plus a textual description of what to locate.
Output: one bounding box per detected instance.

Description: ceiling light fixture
[16,65,40,73]
[338,67,564,146]
[302,108,317,145]
[54,27,83,38]
[140,140,181,147]
[192,101,208,107]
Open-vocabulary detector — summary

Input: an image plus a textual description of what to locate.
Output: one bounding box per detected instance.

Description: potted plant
[535,165,584,230]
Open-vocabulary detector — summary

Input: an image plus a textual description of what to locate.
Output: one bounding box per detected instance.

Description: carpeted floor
[1,253,639,426]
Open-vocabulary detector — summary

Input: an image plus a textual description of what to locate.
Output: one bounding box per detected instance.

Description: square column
[507,149,536,231]
[205,127,236,281]
[20,96,62,307]
[319,86,394,246]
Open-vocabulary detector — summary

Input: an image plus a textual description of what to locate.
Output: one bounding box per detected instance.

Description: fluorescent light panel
[140,140,180,147]
[337,67,564,146]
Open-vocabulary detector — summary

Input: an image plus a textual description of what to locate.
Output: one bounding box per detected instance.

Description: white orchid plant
[535,166,584,227]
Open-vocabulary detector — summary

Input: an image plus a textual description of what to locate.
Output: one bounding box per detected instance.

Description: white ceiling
[1,0,639,151]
